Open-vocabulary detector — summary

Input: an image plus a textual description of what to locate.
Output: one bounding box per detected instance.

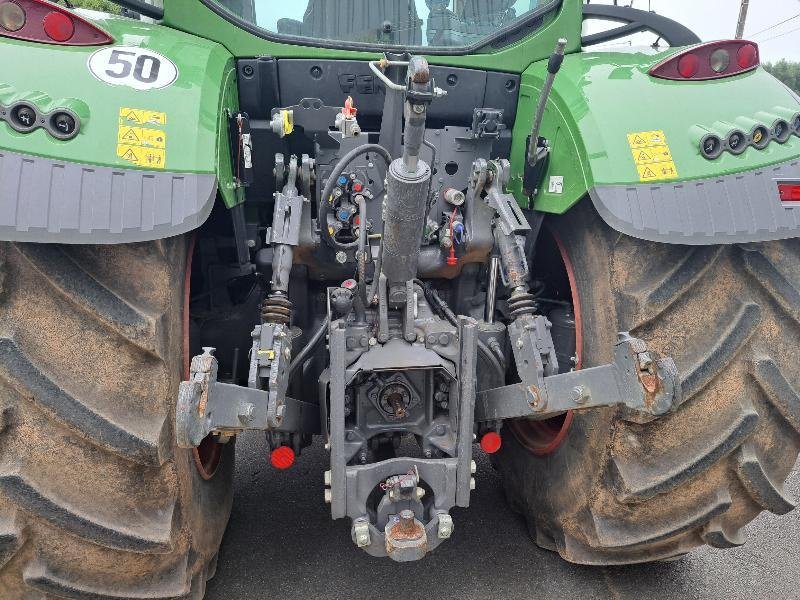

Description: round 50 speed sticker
[88,46,178,91]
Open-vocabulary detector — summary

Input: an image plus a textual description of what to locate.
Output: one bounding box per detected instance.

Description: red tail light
[0,0,112,45]
[650,41,760,81]
[779,183,800,203]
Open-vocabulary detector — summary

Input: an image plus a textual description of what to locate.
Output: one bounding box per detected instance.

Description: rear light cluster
[0,0,112,45]
[698,110,800,160]
[779,182,800,204]
[0,100,81,140]
[651,40,760,81]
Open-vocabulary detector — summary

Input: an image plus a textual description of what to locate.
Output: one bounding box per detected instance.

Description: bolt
[238,402,255,424]
[416,487,426,500]
[470,460,477,474]
[469,477,476,491]
[424,449,432,458]
[324,488,332,504]
[638,352,653,370]
[528,387,546,411]
[516,338,524,349]
[571,385,590,405]
[412,104,425,114]
[247,239,256,248]
[398,510,417,535]
[368,337,377,346]
[242,64,254,77]
[324,470,331,486]
[352,519,371,548]
[335,251,348,264]
[437,513,454,539]
[438,333,450,346]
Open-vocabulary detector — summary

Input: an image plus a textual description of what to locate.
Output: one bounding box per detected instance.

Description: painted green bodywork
[509,50,800,213]
[0,15,241,207]
[1,0,799,214]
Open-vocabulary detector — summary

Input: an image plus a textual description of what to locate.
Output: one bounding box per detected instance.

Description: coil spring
[508,291,538,319]
[261,295,293,325]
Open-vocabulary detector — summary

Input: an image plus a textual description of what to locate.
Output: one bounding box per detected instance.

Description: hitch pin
[527,38,568,167]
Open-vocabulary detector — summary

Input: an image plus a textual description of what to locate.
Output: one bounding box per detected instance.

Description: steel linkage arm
[475,333,682,423]
[176,348,319,448]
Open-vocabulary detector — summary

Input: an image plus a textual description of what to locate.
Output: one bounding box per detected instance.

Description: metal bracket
[176,347,319,448]
[475,332,682,423]
[484,160,531,236]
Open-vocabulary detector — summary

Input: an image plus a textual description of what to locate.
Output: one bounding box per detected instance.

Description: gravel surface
[206,433,799,600]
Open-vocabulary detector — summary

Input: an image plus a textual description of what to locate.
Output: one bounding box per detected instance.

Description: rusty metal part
[475,334,682,423]
[407,56,431,85]
[385,510,428,562]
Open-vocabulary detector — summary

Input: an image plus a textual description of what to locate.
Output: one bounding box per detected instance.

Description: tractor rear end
[0,0,798,596]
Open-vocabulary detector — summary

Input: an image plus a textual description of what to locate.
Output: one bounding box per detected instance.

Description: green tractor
[1,0,799,596]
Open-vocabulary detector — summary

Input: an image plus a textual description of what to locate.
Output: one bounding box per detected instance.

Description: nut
[437,514,454,539]
[352,519,371,548]
[335,251,348,264]
[324,488,332,504]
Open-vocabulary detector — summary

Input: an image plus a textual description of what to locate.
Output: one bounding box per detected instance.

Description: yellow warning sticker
[637,163,679,182]
[631,145,673,166]
[627,130,678,182]
[116,145,166,169]
[117,108,167,169]
[119,107,167,126]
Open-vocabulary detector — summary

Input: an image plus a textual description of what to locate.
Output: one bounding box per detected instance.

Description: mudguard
[0,13,237,243]
[510,48,800,245]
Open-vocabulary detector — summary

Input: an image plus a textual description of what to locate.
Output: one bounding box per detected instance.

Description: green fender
[509,48,800,243]
[0,15,239,243]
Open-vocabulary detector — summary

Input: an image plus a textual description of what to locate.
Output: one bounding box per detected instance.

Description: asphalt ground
[206,433,800,600]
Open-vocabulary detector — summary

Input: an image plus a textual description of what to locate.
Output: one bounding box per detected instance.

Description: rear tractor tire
[0,238,234,598]
[498,200,800,564]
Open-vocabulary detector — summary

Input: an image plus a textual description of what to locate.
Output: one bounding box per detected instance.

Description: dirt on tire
[498,199,800,564]
[0,238,233,598]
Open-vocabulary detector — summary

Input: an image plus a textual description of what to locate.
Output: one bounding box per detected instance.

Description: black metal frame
[582,4,701,48]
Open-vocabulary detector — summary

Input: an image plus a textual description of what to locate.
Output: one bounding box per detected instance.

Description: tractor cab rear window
[209,0,559,50]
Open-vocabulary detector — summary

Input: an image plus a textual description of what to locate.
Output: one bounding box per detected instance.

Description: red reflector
[678,53,700,78]
[779,184,800,202]
[270,446,295,470]
[737,43,759,69]
[480,431,502,454]
[650,40,760,81]
[42,10,72,41]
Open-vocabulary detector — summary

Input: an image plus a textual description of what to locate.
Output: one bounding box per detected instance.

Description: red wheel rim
[509,227,580,456]
[185,234,223,480]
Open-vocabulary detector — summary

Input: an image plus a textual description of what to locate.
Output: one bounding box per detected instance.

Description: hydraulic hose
[289,316,330,377]
[319,144,392,249]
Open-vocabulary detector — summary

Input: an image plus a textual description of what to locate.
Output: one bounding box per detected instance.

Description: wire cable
[748,12,800,39]
[759,23,800,44]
